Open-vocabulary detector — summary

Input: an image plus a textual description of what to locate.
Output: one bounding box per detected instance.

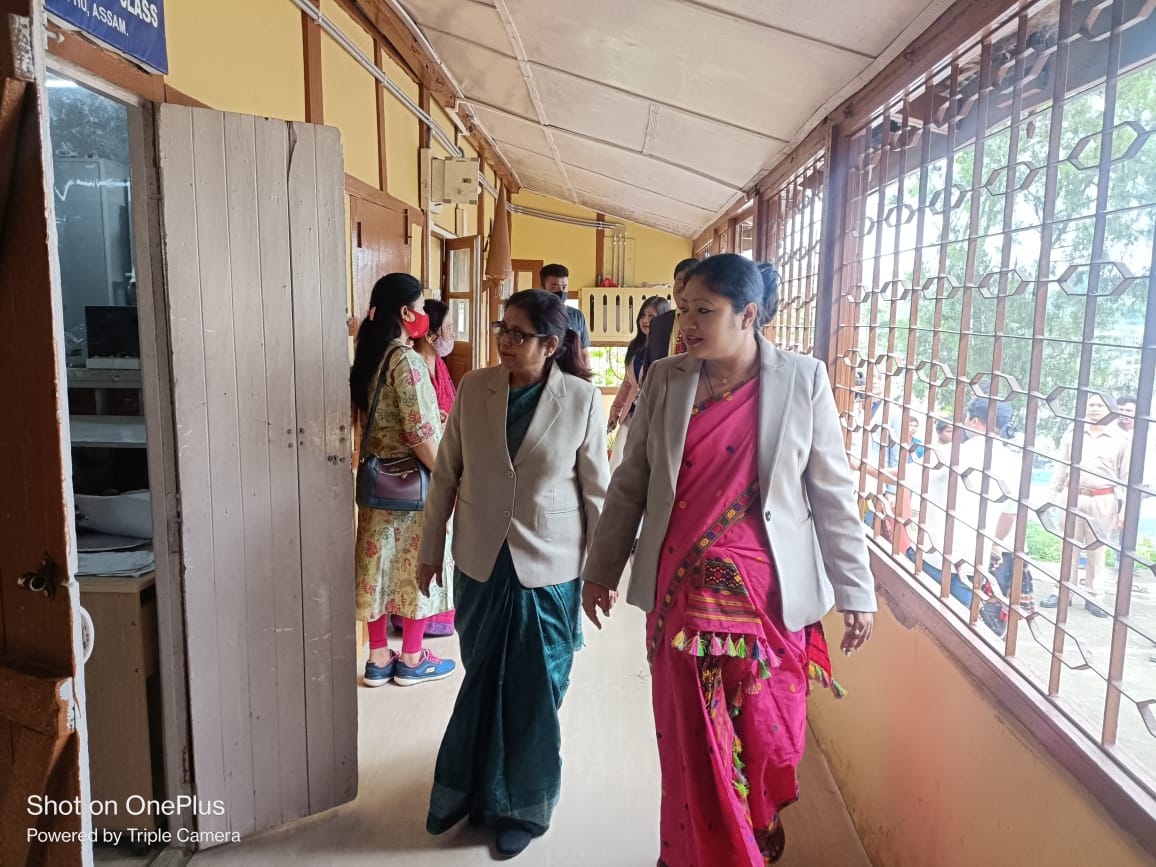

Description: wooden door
[350,194,410,317]
[0,9,86,867]
[444,234,480,382]
[156,105,356,845]
[511,258,543,292]
[493,258,544,363]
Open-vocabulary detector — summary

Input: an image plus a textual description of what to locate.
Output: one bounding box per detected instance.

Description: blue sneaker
[393,649,455,686]
[362,653,396,687]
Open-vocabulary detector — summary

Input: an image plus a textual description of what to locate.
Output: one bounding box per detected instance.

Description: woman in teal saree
[417,289,610,859]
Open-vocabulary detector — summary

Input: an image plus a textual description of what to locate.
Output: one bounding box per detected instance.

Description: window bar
[804,159,823,353]
[903,69,938,593]
[887,92,918,564]
[786,171,804,351]
[1108,212,1156,748]
[1011,0,1073,671]
[939,37,995,628]
[1049,0,1128,704]
[1097,0,1140,749]
[911,59,966,599]
[971,10,1031,643]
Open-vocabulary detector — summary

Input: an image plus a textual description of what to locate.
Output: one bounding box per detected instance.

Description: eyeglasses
[492,322,547,346]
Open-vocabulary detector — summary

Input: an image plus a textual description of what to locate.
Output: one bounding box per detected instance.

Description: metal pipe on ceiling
[376,0,521,190]
[289,0,508,189]
[505,201,621,231]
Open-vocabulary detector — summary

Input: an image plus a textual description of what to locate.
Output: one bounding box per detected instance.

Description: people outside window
[350,274,456,687]
[904,415,925,462]
[934,419,954,453]
[607,296,670,473]
[540,263,591,370]
[1116,395,1136,436]
[1040,392,1128,618]
[581,255,874,866]
[908,397,1022,635]
[417,290,609,859]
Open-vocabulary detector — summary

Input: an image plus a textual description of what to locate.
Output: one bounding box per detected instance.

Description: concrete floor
[187,604,871,867]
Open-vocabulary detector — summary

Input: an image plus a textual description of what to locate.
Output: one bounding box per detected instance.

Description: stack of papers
[77,550,156,577]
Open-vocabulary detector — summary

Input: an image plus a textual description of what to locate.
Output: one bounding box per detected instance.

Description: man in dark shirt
[540,263,591,369]
[642,258,698,377]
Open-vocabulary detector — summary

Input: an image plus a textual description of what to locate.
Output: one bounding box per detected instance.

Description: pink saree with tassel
[648,377,839,867]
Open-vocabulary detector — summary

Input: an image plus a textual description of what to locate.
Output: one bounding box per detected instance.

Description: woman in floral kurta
[351,273,455,687]
[355,340,454,622]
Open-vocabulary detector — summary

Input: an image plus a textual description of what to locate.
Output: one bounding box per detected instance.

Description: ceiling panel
[516,174,574,203]
[566,166,719,225]
[491,140,566,186]
[573,192,705,238]
[423,30,536,120]
[647,110,787,189]
[506,0,867,140]
[529,66,651,151]
[404,0,511,50]
[469,104,552,158]
[686,0,942,57]
[400,0,948,236]
[552,130,738,209]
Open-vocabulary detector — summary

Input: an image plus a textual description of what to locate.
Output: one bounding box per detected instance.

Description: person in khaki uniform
[1041,393,1129,616]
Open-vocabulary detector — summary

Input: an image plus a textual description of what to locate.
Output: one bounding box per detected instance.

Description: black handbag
[355,346,431,511]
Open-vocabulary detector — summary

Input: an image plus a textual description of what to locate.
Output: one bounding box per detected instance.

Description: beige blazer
[419,363,610,588]
[581,333,876,632]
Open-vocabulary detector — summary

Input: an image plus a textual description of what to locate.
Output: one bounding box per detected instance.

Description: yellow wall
[625,220,694,286]
[319,0,378,185]
[511,191,598,291]
[511,191,691,295]
[809,596,1153,867]
[164,0,305,122]
[381,54,421,209]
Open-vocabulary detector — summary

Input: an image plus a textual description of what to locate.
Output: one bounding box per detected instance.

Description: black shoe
[1040,594,1060,609]
[1084,599,1110,618]
[495,823,533,859]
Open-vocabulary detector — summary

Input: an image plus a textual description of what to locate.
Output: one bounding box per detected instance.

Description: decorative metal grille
[763,155,825,355]
[833,0,1156,792]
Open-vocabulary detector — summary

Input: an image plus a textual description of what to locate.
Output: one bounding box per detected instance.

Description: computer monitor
[85,305,139,359]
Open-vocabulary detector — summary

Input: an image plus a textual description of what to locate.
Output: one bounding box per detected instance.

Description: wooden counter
[79,571,162,832]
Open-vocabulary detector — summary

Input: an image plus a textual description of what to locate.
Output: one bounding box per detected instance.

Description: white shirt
[922,434,1019,574]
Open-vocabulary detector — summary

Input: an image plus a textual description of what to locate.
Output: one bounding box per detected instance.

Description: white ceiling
[402,0,955,238]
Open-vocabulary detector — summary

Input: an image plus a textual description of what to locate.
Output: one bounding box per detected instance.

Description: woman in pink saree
[582,255,875,865]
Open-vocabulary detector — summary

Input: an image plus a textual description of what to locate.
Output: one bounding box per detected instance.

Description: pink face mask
[432,335,455,357]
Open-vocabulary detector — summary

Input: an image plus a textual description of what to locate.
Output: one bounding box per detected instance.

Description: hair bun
[756,261,781,324]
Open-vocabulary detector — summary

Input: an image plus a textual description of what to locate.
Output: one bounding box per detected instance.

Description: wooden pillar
[419,85,431,289]
[302,0,323,124]
[374,42,388,192]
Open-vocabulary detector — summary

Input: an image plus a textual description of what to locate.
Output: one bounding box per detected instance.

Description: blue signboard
[47,0,168,74]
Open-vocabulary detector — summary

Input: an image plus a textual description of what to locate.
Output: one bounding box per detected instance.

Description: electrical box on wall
[421,148,480,212]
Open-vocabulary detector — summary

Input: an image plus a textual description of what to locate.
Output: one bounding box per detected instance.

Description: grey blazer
[581,333,876,632]
[419,363,610,588]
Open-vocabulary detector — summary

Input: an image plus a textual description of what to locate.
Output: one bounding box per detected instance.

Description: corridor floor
[190,604,871,867]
